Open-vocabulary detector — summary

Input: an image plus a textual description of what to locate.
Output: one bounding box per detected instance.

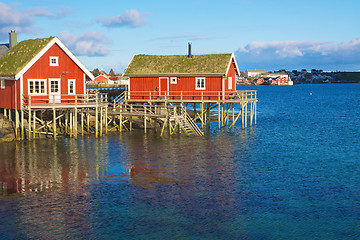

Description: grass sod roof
[0,37,54,78]
[124,54,233,76]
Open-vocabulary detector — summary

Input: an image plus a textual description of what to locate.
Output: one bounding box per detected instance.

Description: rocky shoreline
[0,114,16,143]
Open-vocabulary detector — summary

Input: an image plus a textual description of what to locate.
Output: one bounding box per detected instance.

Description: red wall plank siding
[23,43,85,97]
[0,42,87,110]
[0,80,21,109]
[130,76,226,100]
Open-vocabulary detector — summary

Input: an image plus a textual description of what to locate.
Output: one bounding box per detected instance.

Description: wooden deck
[22,93,108,110]
[9,89,257,140]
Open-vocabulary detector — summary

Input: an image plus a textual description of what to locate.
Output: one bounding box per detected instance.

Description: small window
[170,77,177,84]
[195,77,205,90]
[68,79,76,94]
[0,79,5,89]
[228,77,232,90]
[50,56,59,66]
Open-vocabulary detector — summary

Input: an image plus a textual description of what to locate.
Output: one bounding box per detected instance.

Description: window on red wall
[0,79,5,89]
[50,56,59,66]
[228,77,232,90]
[68,79,76,94]
[195,77,205,90]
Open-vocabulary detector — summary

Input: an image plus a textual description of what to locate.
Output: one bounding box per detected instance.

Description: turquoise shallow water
[0,84,359,239]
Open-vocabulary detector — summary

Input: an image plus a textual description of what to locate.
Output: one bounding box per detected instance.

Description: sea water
[0,84,359,239]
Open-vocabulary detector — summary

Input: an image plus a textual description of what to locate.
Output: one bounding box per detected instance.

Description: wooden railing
[22,93,108,109]
[124,90,257,101]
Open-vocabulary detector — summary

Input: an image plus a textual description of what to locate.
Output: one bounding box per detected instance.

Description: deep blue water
[0,84,359,239]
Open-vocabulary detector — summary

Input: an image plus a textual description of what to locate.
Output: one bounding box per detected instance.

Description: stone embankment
[0,114,15,143]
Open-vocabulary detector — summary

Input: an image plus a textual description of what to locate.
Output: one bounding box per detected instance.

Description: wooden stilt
[250,102,253,126]
[144,106,147,134]
[245,103,248,129]
[95,99,99,138]
[81,109,84,136]
[21,110,24,140]
[130,105,133,131]
[53,107,57,140]
[119,114,122,132]
[14,110,18,139]
[241,103,245,130]
[33,110,36,139]
[254,102,256,125]
[70,111,73,137]
[74,96,78,138]
[87,108,90,132]
[100,107,103,137]
[105,106,108,134]
[218,102,221,129]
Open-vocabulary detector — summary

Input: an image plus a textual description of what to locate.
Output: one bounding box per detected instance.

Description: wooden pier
[4,89,257,140]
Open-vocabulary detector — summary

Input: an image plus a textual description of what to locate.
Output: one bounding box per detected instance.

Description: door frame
[49,78,61,103]
[159,77,169,97]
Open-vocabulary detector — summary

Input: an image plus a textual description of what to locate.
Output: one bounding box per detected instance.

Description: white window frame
[228,77,232,90]
[195,77,205,90]
[0,79,5,89]
[170,77,177,84]
[50,56,59,66]
[28,79,47,95]
[68,79,76,95]
[49,78,60,94]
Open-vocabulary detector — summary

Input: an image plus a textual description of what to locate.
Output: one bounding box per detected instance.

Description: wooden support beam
[228,109,242,129]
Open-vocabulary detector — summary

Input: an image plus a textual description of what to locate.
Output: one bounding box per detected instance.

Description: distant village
[88,68,360,87]
[237,69,360,85]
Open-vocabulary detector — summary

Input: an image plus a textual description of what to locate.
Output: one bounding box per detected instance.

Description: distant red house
[276,77,287,85]
[0,34,94,110]
[124,51,239,100]
[91,75,109,84]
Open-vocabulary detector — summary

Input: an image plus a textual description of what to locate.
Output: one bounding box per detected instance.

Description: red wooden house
[91,74,109,84]
[0,35,94,110]
[124,50,240,100]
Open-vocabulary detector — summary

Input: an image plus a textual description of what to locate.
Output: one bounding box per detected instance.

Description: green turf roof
[124,54,233,76]
[0,37,54,78]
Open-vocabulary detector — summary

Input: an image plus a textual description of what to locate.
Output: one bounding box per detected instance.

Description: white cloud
[0,2,34,36]
[0,3,71,39]
[97,10,149,28]
[235,38,360,71]
[59,31,111,57]
[25,6,71,19]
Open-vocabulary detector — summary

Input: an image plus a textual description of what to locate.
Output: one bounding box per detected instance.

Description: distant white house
[246,69,266,78]
[266,72,290,80]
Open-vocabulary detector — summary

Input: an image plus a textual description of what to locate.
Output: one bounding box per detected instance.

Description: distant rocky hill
[333,72,360,82]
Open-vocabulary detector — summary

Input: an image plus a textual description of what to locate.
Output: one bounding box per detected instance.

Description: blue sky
[1,0,360,73]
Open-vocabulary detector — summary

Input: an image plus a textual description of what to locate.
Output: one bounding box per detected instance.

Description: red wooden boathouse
[124,45,240,100]
[0,33,94,110]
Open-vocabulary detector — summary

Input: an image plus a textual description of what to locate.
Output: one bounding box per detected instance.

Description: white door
[49,79,61,103]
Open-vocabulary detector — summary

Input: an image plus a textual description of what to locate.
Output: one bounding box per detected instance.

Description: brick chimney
[9,30,17,50]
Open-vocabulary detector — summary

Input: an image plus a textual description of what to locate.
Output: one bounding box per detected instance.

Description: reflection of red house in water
[0,31,94,110]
